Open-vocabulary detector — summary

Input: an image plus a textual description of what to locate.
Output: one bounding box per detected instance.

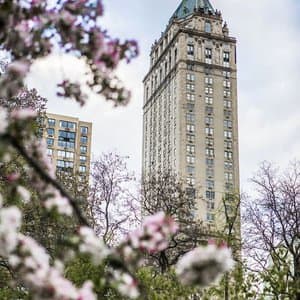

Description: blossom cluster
[127,212,178,253]
[0,0,139,104]
[0,195,96,300]
[176,242,235,287]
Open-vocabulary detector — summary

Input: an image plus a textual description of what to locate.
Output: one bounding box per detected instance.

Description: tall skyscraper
[43,113,92,178]
[142,0,239,228]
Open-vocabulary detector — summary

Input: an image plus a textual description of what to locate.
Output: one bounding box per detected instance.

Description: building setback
[44,113,92,178]
[142,0,240,229]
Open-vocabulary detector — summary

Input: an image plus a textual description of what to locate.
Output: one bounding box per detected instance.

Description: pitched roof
[172,0,215,19]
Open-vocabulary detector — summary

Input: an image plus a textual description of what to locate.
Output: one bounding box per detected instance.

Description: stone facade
[142,1,240,230]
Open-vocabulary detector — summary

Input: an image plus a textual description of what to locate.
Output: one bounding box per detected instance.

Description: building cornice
[144,28,236,83]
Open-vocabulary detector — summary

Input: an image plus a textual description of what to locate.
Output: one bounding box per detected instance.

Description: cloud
[27,0,300,192]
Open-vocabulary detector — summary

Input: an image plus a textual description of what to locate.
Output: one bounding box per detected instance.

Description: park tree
[244,161,300,300]
[87,152,140,245]
[141,172,208,273]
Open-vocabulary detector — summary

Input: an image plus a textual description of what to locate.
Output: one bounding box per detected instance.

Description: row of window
[47,119,89,134]
[56,160,87,173]
[187,44,231,67]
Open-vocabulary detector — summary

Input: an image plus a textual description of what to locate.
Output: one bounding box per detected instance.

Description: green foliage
[65,255,106,296]
[137,267,198,300]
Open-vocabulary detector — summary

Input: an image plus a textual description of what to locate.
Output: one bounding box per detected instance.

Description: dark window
[47,138,54,146]
[187,44,194,56]
[80,136,88,144]
[47,128,54,136]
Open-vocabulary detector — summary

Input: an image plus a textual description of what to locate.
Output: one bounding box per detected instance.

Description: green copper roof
[172,0,215,19]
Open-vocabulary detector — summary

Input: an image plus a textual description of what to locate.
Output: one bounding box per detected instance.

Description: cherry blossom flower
[44,187,73,216]
[127,212,178,254]
[7,60,30,77]
[17,185,31,203]
[112,270,139,299]
[0,206,22,256]
[176,243,235,287]
[11,108,37,120]
[0,108,8,134]
[78,226,110,264]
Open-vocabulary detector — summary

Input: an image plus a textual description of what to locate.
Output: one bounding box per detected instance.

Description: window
[187,145,195,154]
[187,155,195,164]
[224,141,232,149]
[47,128,54,136]
[223,80,231,88]
[187,124,195,133]
[206,180,214,189]
[205,117,213,125]
[79,165,87,173]
[186,113,195,123]
[223,71,230,78]
[58,141,75,148]
[59,130,76,141]
[57,160,74,170]
[187,93,195,101]
[205,127,214,136]
[187,73,195,81]
[206,138,214,147]
[206,148,214,157]
[205,97,213,105]
[206,158,214,167]
[225,172,233,181]
[224,110,232,118]
[205,21,212,33]
[206,168,214,178]
[224,100,232,108]
[187,103,194,111]
[81,126,88,135]
[57,150,74,159]
[224,90,231,98]
[47,148,53,156]
[205,77,213,85]
[59,120,76,130]
[187,134,195,143]
[187,63,194,70]
[187,83,195,91]
[80,136,88,144]
[205,106,213,115]
[224,120,232,128]
[205,87,213,94]
[207,213,215,222]
[80,155,87,163]
[205,48,212,64]
[80,146,87,154]
[48,118,56,127]
[187,44,194,56]
[206,190,215,200]
[224,130,232,139]
[224,151,233,160]
[223,51,230,67]
[187,177,195,186]
[207,202,215,210]
[225,161,233,170]
[187,166,195,174]
[47,138,54,146]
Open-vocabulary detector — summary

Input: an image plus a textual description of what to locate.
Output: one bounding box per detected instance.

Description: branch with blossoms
[0,0,138,105]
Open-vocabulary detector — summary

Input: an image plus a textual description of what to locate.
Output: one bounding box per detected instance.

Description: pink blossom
[113,271,139,299]
[17,185,31,203]
[6,172,20,182]
[11,108,37,120]
[44,188,73,216]
[77,281,96,300]
[0,108,8,134]
[126,212,178,254]
[176,244,235,287]
[7,60,30,77]
[78,226,110,264]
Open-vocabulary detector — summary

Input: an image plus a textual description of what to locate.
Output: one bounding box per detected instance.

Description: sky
[27,0,300,194]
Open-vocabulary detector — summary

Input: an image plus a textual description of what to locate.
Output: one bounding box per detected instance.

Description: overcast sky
[27,0,300,193]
